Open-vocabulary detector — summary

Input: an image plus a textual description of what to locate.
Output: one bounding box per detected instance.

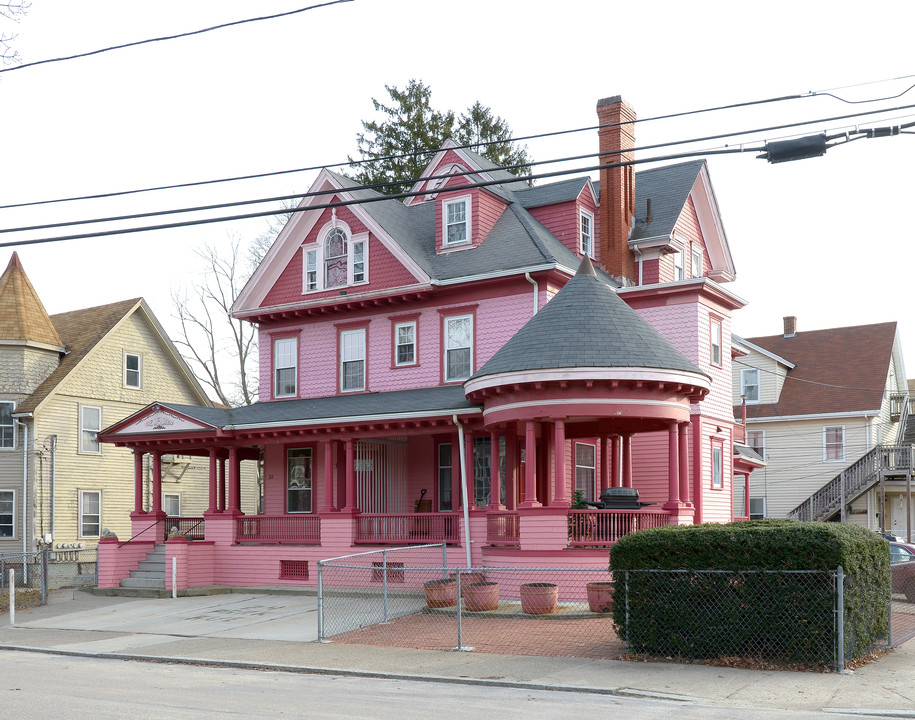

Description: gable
[261,202,423,307]
[107,405,216,435]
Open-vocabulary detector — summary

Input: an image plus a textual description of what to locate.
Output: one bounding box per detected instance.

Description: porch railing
[568,508,671,546]
[486,511,520,546]
[235,515,321,544]
[165,516,205,540]
[355,513,460,545]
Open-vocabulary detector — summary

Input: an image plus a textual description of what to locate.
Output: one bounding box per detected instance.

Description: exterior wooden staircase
[789,395,913,522]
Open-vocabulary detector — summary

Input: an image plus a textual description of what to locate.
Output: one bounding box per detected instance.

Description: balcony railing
[355,513,460,545]
[568,508,671,546]
[486,511,520,546]
[164,516,205,540]
[235,515,321,544]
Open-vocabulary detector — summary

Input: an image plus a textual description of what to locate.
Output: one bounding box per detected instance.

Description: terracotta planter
[423,579,457,608]
[451,571,486,599]
[463,581,499,611]
[586,581,614,613]
[520,582,558,615]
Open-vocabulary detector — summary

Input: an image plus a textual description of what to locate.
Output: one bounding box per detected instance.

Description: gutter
[524,272,538,316]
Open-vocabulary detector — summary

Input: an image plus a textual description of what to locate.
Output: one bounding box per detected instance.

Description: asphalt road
[0,650,875,720]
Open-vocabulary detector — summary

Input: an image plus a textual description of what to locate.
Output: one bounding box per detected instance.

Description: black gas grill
[584,487,657,510]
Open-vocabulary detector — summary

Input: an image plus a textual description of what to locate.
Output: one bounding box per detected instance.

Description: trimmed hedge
[609,521,889,666]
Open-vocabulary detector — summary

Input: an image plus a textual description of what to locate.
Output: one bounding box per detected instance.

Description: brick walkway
[333,611,626,659]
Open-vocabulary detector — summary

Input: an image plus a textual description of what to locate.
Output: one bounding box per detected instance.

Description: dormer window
[580,210,594,257]
[443,196,471,247]
[303,221,368,293]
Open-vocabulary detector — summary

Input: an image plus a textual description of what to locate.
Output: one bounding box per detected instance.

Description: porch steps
[120,544,166,590]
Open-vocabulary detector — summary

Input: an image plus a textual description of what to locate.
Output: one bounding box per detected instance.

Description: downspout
[18,420,28,554]
[524,272,538,316]
[452,414,472,569]
[632,244,643,286]
[49,435,57,541]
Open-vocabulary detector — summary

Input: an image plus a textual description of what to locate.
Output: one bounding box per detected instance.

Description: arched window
[324,228,348,288]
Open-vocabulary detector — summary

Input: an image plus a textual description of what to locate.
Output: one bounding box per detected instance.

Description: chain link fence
[1,548,98,604]
[890,560,915,648]
[318,547,915,670]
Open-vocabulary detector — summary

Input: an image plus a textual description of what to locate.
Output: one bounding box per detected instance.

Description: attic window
[580,210,594,257]
[124,352,141,388]
[302,222,369,293]
[443,196,471,247]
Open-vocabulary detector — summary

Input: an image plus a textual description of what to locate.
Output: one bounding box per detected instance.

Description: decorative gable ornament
[116,408,210,434]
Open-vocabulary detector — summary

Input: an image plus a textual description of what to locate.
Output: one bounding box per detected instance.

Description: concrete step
[137,560,165,572]
[128,569,165,581]
[120,576,165,589]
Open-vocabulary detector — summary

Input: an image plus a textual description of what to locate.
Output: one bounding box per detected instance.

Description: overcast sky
[2,0,914,380]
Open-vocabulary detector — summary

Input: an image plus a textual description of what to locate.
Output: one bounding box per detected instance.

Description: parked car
[890,541,915,602]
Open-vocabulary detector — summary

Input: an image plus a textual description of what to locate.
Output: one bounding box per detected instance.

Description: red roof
[740,322,897,419]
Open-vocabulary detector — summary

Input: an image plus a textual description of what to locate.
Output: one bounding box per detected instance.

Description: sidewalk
[2,588,915,715]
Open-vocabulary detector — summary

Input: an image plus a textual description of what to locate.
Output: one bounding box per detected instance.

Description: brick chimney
[783,316,797,338]
[597,96,637,283]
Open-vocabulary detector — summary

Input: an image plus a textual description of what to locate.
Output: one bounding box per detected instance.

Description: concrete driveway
[11,592,319,653]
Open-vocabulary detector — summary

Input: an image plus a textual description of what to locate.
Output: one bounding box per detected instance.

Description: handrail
[788,444,913,522]
[117,516,167,548]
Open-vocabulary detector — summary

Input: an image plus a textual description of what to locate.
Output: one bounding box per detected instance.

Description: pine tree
[349,80,531,195]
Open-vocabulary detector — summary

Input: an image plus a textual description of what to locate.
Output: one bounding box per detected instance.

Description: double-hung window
[574,443,596,502]
[273,337,297,398]
[163,494,181,517]
[80,490,101,537]
[0,401,14,449]
[824,426,845,462]
[691,246,703,277]
[0,490,13,537]
[80,406,101,454]
[444,314,473,381]
[672,249,684,281]
[711,442,723,489]
[394,321,416,366]
[740,368,760,402]
[710,318,722,366]
[287,448,313,513]
[443,197,470,246]
[341,328,366,392]
[746,430,765,459]
[580,210,594,257]
[124,352,141,388]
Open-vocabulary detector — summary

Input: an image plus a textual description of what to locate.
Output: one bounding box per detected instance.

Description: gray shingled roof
[146,385,478,431]
[327,170,602,284]
[628,160,705,242]
[513,177,594,209]
[471,257,705,380]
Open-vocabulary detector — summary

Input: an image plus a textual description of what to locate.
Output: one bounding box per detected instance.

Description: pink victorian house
[97,96,760,591]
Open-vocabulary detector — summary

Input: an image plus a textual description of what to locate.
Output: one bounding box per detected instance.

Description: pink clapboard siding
[259,286,537,401]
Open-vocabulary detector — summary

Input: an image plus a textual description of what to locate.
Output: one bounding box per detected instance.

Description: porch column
[133,450,144,514]
[487,430,503,510]
[599,436,610,492]
[553,419,568,506]
[451,436,462,510]
[227,446,240,514]
[611,434,621,487]
[321,440,337,512]
[207,448,218,513]
[505,431,517,510]
[218,456,226,512]
[679,422,691,506]
[343,438,357,512]
[665,422,680,506]
[519,421,541,508]
[621,433,633,489]
[151,451,163,515]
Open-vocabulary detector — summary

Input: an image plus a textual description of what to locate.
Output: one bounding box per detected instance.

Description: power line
[734,358,890,393]
[0,1,354,75]
[5,77,914,213]
[5,101,915,240]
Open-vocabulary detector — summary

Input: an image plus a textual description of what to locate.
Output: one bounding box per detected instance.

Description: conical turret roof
[0,252,64,347]
[471,256,705,380]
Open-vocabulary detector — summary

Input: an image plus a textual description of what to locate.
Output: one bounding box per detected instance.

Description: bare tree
[1,1,30,67]
[172,236,258,407]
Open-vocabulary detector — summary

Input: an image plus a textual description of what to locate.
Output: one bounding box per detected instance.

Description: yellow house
[731,316,910,537]
[0,252,258,554]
